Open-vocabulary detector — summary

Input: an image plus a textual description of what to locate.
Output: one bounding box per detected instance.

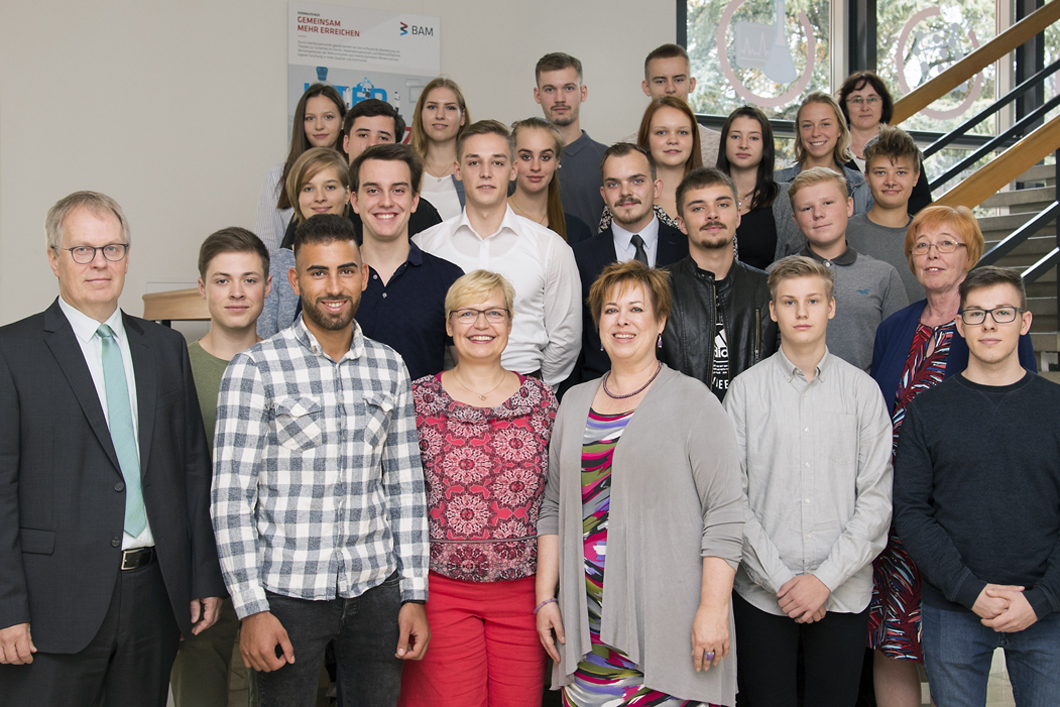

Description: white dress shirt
[413,206,582,385]
[58,297,155,549]
[611,215,662,267]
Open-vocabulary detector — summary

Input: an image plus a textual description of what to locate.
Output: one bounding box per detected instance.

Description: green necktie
[630,234,649,266]
[97,324,147,536]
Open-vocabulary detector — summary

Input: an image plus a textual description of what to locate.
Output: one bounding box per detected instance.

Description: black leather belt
[121,547,155,571]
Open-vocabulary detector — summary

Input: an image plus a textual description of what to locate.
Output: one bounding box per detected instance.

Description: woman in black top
[715,106,780,270]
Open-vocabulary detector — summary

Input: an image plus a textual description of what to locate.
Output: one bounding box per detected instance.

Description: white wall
[0,0,676,325]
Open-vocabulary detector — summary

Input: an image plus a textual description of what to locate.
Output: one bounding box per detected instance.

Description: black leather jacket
[660,257,778,400]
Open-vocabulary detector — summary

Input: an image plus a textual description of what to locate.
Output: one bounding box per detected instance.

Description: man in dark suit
[570,143,688,384]
[0,191,226,706]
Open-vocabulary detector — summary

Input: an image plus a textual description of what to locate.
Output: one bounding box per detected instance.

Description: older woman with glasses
[536,260,743,707]
[867,205,1037,707]
[399,270,557,707]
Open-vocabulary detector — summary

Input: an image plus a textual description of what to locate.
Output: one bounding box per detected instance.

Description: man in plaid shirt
[212,214,430,706]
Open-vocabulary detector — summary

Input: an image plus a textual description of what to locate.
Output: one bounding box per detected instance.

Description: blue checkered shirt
[212,316,428,618]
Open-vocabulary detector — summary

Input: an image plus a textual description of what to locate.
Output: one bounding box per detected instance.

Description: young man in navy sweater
[894,265,1060,706]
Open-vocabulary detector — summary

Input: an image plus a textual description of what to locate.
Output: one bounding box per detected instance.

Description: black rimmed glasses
[450,308,509,324]
[54,244,129,264]
[959,307,1024,325]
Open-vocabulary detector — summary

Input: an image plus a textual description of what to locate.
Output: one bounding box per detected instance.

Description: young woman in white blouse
[410,78,470,221]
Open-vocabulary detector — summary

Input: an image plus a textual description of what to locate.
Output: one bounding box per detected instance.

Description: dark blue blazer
[870,299,1038,415]
[568,221,689,385]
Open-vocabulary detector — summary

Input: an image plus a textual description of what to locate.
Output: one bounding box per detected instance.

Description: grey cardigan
[538,365,744,704]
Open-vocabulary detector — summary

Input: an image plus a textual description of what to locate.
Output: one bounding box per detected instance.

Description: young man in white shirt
[414,120,581,386]
[724,255,892,707]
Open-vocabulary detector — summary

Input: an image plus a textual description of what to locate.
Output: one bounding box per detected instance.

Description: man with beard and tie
[659,168,777,401]
[569,142,688,385]
[211,214,430,706]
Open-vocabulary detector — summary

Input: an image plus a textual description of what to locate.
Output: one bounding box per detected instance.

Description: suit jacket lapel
[593,228,618,273]
[657,223,687,266]
[42,300,122,476]
[124,313,155,480]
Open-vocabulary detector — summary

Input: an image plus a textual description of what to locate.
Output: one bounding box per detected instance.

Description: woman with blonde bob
[257,147,351,337]
[537,260,743,706]
[410,77,471,220]
[868,205,1036,707]
[774,92,873,258]
[399,271,557,707]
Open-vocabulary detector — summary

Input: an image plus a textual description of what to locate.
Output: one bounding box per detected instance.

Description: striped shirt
[212,316,428,618]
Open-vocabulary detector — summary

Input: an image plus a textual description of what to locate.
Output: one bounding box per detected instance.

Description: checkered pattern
[211,317,428,619]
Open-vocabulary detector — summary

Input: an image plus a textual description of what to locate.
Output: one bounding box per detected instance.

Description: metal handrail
[922,56,1060,159]
[930,93,1060,192]
[979,202,1060,266]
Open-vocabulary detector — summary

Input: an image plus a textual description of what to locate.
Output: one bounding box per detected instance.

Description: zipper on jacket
[754,308,761,362]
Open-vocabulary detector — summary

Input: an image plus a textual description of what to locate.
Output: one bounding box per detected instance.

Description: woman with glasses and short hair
[399,270,557,707]
[867,205,1036,707]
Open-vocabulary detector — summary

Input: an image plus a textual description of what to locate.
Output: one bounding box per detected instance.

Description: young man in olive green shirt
[171,227,271,707]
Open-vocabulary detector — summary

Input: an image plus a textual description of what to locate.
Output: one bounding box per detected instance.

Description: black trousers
[733,593,869,707]
[0,558,181,707]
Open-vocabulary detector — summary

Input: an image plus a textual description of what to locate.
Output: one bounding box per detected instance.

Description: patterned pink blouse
[412,373,557,583]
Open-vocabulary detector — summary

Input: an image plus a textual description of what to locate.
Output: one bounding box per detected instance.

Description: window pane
[876,0,998,135]
[687,0,833,120]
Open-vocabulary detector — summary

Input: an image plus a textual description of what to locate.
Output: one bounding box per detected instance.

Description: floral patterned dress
[412,373,556,582]
[867,320,955,661]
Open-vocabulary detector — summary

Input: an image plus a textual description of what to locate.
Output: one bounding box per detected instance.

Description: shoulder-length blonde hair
[285,147,351,223]
[410,77,470,160]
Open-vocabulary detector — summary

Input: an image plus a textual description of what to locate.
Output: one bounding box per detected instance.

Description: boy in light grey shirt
[724,255,892,707]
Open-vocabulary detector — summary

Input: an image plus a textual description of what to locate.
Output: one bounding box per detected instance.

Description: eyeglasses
[847,95,881,106]
[959,307,1024,325]
[911,240,966,256]
[54,244,129,264]
[451,308,509,324]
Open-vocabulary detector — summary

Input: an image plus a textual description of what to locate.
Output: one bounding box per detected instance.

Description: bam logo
[400,21,433,37]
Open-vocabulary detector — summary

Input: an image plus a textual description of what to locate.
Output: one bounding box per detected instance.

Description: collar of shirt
[799,244,858,267]
[58,296,126,346]
[563,130,591,156]
[455,204,522,241]
[293,314,365,363]
[366,241,424,283]
[612,215,661,263]
[775,344,832,383]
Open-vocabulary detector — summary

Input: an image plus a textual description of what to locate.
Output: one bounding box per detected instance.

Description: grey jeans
[256,573,403,707]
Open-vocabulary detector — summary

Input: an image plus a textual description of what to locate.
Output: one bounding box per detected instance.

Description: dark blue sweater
[894,373,1060,619]
[870,299,1037,414]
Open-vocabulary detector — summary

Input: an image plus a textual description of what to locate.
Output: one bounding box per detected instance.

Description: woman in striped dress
[536,261,745,707]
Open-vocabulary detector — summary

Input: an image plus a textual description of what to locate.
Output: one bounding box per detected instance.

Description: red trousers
[399,571,547,707]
